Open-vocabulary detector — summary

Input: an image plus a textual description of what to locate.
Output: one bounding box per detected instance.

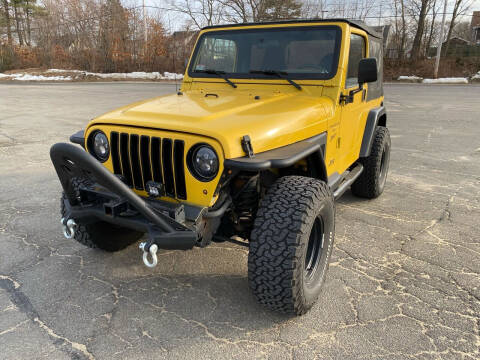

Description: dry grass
[385,58,480,80]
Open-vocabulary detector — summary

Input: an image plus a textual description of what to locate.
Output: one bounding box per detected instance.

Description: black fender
[359,106,386,157]
[224,133,328,182]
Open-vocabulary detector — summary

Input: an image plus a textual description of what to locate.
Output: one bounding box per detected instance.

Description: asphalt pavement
[0,82,479,359]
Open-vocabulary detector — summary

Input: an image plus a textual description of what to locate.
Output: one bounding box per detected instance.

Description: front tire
[61,178,143,252]
[248,176,335,315]
[351,126,391,199]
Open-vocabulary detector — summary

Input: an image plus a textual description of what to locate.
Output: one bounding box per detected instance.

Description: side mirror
[358,58,378,84]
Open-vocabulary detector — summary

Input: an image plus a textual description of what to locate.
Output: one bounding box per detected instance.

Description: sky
[124,0,480,32]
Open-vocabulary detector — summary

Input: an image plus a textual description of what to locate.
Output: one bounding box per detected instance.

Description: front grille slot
[111,132,186,200]
[162,138,175,197]
[140,136,152,189]
[174,140,187,200]
[110,132,122,175]
[151,137,162,183]
[129,135,143,190]
[119,133,133,187]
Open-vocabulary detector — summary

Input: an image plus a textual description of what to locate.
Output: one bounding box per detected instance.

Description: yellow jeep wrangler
[51,19,390,315]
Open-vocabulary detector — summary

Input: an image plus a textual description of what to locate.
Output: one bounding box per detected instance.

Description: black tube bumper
[50,142,200,250]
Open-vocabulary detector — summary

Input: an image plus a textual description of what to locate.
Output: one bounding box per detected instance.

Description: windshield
[189,26,341,80]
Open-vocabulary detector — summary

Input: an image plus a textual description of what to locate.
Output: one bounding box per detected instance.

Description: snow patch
[0,69,184,81]
[92,71,183,80]
[397,75,423,81]
[398,75,470,84]
[46,69,85,74]
[422,77,469,84]
[15,74,72,81]
[471,71,480,80]
[46,69,184,80]
[0,73,71,81]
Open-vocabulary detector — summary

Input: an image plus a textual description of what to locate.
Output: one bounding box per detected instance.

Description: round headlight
[188,144,219,181]
[91,131,109,162]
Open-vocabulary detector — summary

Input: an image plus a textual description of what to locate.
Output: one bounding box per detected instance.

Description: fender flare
[359,106,386,157]
[224,133,328,182]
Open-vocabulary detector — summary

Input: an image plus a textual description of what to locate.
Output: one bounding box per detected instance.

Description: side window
[345,34,366,88]
[194,38,237,73]
[367,37,384,100]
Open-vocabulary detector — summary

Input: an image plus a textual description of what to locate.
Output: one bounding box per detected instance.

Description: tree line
[1,0,172,72]
[0,0,477,73]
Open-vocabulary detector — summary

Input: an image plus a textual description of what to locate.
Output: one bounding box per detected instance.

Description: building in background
[472,11,480,44]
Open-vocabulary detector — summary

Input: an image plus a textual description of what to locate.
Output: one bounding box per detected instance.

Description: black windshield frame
[188,25,342,81]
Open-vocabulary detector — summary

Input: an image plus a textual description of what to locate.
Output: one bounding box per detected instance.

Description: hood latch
[241,135,255,158]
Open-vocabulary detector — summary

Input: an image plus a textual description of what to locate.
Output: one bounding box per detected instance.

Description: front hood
[89,89,334,158]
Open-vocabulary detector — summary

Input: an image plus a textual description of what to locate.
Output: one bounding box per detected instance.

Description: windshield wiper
[249,70,302,90]
[194,69,237,88]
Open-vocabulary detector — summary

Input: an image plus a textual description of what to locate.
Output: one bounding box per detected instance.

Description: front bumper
[50,142,202,250]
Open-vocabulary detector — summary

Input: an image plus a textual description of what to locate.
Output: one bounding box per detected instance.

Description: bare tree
[443,0,473,55]
[12,0,24,45]
[171,0,225,29]
[451,20,472,41]
[261,0,302,20]
[1,0,13,46]
[323,0,378,21]
[24,0,31,44]
[425,0,439,54]
[220,0,302,23]
[389,0,409,58]
[409,0,433,60]
[220,0,262,23]
[301,0,327,19]
[399,0,408,58]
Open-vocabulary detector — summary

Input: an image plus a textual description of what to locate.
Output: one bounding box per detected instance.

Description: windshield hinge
[340,84,364,105]
[241,135,255,158]
[339,93,353,105]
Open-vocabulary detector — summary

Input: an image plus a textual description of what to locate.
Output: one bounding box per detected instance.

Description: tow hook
[139,242,158,268]
[61,218,77,239]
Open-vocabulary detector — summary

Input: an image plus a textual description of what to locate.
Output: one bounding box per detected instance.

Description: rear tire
[351,126,391,199]
[61,178,143,252]
[248,176,335,315]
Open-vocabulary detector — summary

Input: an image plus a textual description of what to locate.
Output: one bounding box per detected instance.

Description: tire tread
[248,176,334,315]
[351,126,390,198]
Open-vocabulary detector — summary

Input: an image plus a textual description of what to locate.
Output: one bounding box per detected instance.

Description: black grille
[110,132,187,200]
[162,138,175,197]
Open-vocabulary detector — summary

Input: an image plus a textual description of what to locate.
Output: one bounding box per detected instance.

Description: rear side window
[367,36,384,100]
[346,34,366,88]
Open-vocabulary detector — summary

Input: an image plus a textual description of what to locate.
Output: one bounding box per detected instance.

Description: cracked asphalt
[0,82,479,360]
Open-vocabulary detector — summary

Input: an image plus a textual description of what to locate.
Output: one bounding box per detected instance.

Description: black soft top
[201,19,383,39]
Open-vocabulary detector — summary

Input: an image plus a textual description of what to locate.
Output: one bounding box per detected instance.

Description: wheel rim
[304,217,325,284]
[378,143,390,189]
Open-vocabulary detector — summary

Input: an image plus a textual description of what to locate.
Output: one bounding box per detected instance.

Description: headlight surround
[187,144,219,182]
[88,130,109,162]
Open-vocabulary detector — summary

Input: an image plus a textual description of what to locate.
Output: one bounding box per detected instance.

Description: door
[338,32,368,173]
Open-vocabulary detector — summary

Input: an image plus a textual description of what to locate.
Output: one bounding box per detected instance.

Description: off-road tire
[248,176,335,315]
[61,178,143,252]
[351,126,391,199]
